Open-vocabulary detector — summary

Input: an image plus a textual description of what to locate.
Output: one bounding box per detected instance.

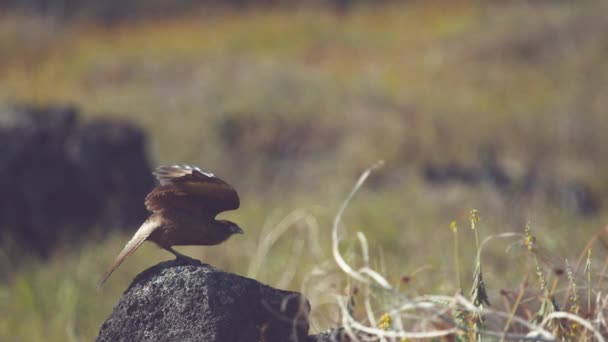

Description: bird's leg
[166,247,199,263]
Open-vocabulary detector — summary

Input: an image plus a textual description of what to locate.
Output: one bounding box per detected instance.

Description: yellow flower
[524,223,536,252]
[450,221,458,233]
[377,313,391,330]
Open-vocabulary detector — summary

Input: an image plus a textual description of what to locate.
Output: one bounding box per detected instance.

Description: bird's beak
[234,226,244,234]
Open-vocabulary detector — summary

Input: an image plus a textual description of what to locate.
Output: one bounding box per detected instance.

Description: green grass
[1,1,608,340]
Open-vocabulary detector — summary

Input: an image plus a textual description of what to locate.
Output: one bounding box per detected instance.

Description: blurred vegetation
[1,1,608,340]
[2,0,368,22]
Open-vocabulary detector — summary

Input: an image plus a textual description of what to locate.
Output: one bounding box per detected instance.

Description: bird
[98,164,243,288]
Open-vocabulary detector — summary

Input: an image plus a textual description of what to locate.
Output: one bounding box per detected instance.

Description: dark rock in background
[97,260,310,342]
[423,162,480,186]
[0,0,362,24]
[422,146,600,216]
[0,104,154,257]
[546,181,600,217]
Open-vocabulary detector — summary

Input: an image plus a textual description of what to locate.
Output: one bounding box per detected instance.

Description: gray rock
[97,259,310,342]
[308,328,348,341]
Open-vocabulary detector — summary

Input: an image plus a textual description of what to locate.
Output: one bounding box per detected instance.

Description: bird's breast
[150,216,229,247]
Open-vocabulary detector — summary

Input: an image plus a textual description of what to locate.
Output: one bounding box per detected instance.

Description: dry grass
[326,163,608,341]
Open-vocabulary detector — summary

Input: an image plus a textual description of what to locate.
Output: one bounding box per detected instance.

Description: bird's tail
[97,217,160,289]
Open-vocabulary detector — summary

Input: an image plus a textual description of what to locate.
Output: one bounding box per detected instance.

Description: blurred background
[1,0,607,340]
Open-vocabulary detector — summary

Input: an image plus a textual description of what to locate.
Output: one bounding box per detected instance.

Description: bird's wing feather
[97,217,160,288]
[152,165,214,185]
[145,165,239,216]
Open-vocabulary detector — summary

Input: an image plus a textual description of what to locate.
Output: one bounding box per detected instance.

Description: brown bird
[98,165,243,288]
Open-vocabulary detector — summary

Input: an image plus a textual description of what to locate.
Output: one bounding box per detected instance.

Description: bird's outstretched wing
[97,216,160,288]
[145,165,240,217]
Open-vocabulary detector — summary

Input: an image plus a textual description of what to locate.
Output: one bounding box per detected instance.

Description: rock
[0,104,154,257]
[308,328,350,341]
[546,180,600,216]
[423,162,480,185]
[67,117,154,228]
[422,149,602,216]
[97,260,310,342]
[478,146,511,190]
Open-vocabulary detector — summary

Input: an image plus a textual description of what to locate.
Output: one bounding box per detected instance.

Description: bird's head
[217,219,244,235]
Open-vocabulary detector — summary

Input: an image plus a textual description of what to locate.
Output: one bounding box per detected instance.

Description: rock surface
[308,328,351,341]
[97,260,310,342]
